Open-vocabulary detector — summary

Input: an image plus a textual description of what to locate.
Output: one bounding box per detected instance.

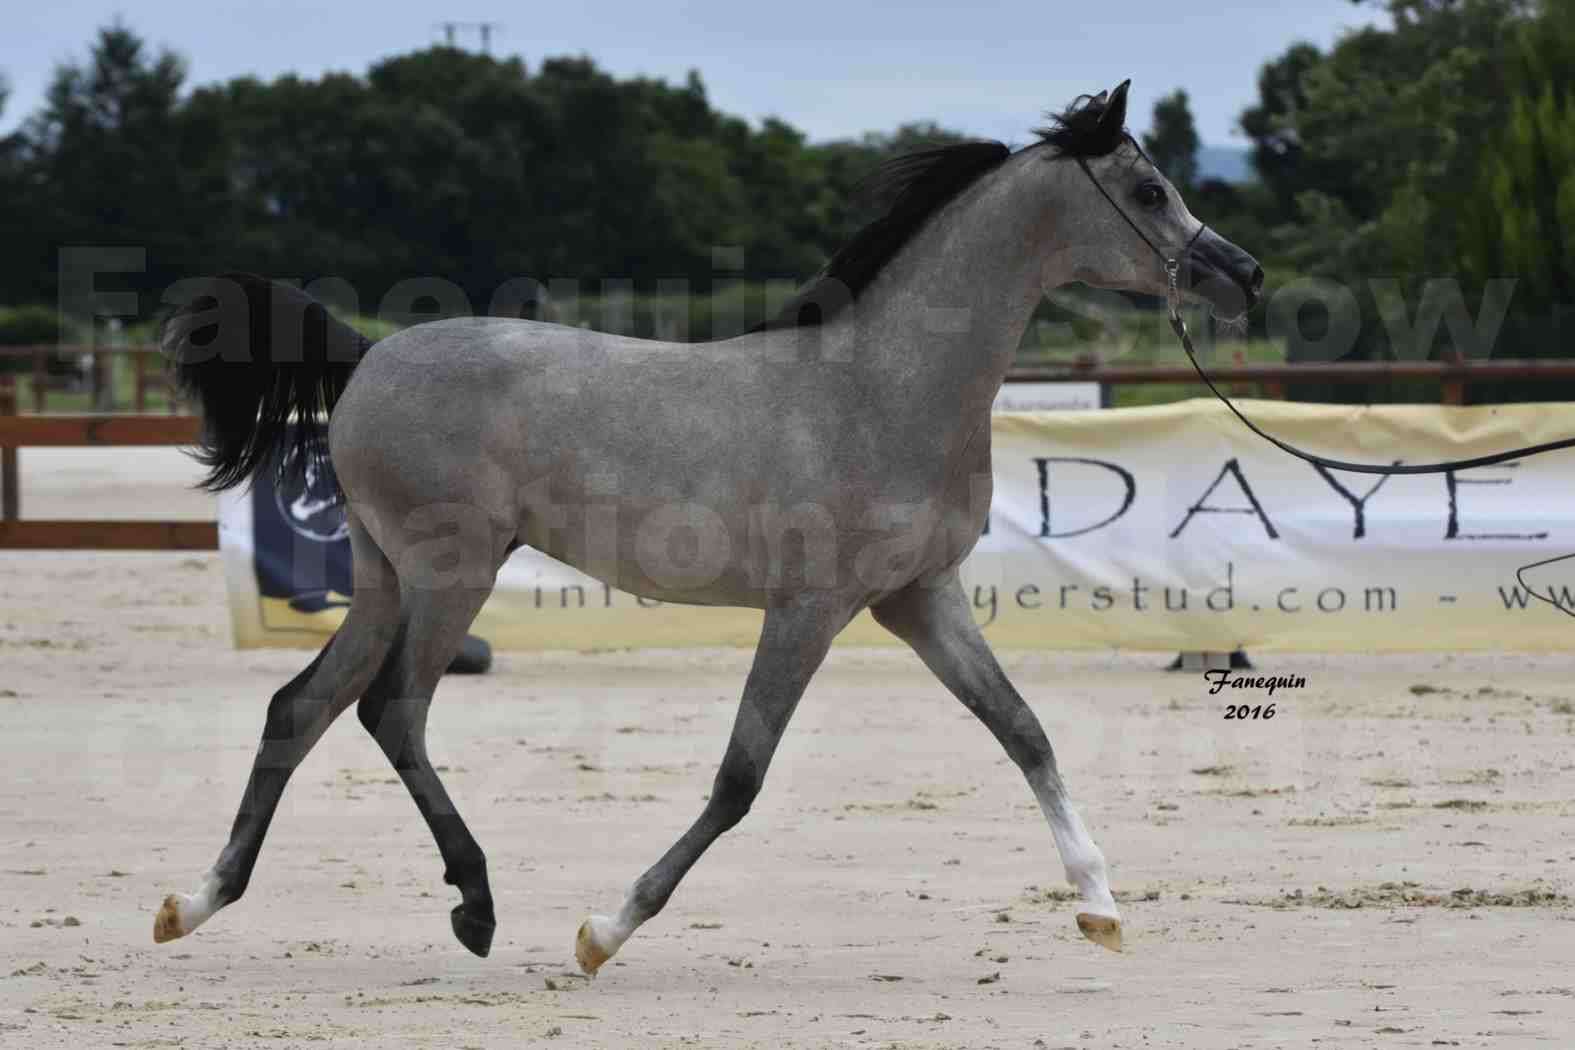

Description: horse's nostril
[1247,265,1264,302]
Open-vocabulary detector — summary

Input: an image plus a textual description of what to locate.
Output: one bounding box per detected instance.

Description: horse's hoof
[1076,912,1123,952]
[450,904,496,958]
[152,894,187,943]
[575,917,615,976]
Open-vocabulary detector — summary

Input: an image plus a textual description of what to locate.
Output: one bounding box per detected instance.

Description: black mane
[755,90,1131,331]
[1031,89,1133,157]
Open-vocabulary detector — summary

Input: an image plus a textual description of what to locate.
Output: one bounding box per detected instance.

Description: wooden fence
[12,343,1574,412]
[4,348,1575,551]
[0,344,180,413]
[0,377,214,550]
[1009,356,1575,405]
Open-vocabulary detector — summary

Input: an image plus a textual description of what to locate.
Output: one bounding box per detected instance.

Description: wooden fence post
[94,348,112,411]
[0,376,18,521]
[1441,351,1468,406]
[31,349,46,413]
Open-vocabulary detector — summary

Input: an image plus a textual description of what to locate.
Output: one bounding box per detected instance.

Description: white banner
[220,398,1575,651]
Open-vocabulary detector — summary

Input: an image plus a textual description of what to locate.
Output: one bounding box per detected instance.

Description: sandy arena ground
[1,450,1573,1049]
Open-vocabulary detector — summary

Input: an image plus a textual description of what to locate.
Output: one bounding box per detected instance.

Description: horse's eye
[1135,182,1166,208]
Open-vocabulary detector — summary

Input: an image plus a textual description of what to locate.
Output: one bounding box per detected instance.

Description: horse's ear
[1099,79,1131,134]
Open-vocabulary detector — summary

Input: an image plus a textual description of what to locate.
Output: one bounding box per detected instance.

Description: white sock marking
[1032,771,1119,919]
[170,872,224,936]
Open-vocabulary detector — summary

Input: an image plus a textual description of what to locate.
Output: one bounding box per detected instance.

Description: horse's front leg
[575,595,850,974]
[872,573,1122,951]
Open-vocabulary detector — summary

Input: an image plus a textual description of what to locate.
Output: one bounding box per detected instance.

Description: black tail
[162,273,373,492]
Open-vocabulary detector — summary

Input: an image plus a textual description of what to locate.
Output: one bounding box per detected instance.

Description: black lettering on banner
[1034,457,1136,539]
[1311,462,1397,539]
[1444,465,1549,541]
[1170,459,1279,540]
[974,585,998,626]
[1207,561,1235,612]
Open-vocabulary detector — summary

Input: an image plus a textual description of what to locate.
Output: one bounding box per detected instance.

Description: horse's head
[1036,80,1262,322]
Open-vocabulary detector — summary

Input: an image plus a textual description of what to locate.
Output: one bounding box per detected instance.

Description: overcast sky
[2,1,1384,145]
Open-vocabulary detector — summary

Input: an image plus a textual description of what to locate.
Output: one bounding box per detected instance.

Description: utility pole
[435,21,504,53]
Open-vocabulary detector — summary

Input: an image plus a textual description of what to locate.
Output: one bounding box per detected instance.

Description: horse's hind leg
[575,596,848,975]
[871,573,1122,951]
[356,573,500,957]
[153,516,401,943]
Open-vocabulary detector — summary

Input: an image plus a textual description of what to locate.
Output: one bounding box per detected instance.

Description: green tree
[1142,89,1200,189]
[13,23,227,303]
[1239,43,1346,214]
[1474,0,1575,305]
[0,22,1012,332]
[1231,0,1575,402]
[1488,87,1575,303]
[0,72,29,307]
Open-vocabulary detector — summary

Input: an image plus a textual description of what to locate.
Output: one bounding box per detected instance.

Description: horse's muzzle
[1185,228,1263,314]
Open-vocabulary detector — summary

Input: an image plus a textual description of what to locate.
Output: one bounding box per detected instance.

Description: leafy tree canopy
[1142,89,1200,190]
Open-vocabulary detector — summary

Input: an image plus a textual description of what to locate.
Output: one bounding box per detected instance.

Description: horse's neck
[849,153,1057,422]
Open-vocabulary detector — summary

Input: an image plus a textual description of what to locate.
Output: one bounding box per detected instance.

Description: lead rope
[1075,155,1575,616]
[1162,267,1575,619]
[1161,267,1575,474]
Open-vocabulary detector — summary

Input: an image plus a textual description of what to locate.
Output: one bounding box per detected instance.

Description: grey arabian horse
[155,80,1261,972]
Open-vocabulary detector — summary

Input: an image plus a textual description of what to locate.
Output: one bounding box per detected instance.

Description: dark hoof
[451,904,496,957]
[446,635,493,676]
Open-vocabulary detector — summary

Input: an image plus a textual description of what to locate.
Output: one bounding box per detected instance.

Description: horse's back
[327,318,556,518]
